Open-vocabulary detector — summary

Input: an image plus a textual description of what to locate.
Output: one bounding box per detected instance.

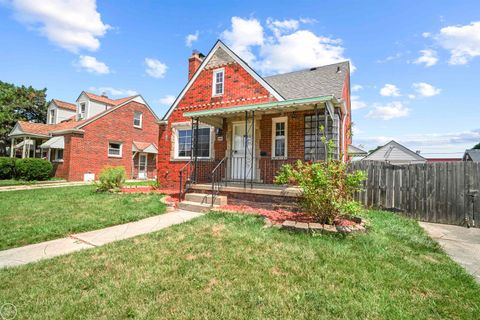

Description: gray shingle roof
[464,149,480,161]
[263,61,350,100]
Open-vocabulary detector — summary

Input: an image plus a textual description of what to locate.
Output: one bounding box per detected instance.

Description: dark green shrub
[0,157,16,179]
[96,166,126,191]
[15,158,53,181]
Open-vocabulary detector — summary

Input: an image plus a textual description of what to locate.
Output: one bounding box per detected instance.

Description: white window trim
[51,149,64,162]
[172,123,213,160]
[271,116,288,159]
[78,102,87,120]
[134,111,143,128]
[212,68,224,97]
[49,109,56,124]
[108,141,123,158]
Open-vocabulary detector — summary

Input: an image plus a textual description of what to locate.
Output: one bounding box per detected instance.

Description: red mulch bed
[217,204,357,226]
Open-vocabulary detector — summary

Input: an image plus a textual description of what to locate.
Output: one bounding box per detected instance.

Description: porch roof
[183,95,335,119]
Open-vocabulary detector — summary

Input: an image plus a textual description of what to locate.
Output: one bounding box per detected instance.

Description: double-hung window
[51,149,63,161]
[212,69,224,96]
[175,125,212,159]
[108,142,122,157]
[78,103,86,120]
[49,109,55,124]
[272,117,287,158]
[134,111,143,128]
[304,114,340,160]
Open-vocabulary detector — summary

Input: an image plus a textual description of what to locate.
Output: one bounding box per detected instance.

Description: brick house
[9,92,159,181]
[157,40,353,208]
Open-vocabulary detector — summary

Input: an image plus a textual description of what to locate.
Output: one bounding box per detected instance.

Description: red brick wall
[62,101,158,181]
[158,60,278,189]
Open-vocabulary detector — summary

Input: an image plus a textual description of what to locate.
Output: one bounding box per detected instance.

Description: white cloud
[366,101,410,120]
[376,52,402,63]
[76,55,109,74]
[89,87,137,97]
[438,21,480,65]
[414,49,438,67]
[351,95,367,110]
[221,17,264,64]
[408,94,416,99]
[351,84,363,92]
[380,84,401,97]
[145,58,167,78]
[221,16,352,74]
[185,31,199,47]
[422,32,431,38]
[158,95,176,106]
[9,0,110,52]
[413,82,441,97]
[355,129,480,157]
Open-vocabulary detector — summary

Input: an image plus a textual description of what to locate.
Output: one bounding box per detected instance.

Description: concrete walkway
[0,210,203,268]
[0,181,92,192]
[420,222,480,283]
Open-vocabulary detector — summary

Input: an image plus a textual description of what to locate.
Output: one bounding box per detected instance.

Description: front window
[78,103,86,120]
[51,149,63,161]
[272,117,287,158]
[49,109,55,124]
[175,126,211,159]
[212,69,224,96]
[304,114,340,160]
[134,111,143,128]
[108,142,122,157]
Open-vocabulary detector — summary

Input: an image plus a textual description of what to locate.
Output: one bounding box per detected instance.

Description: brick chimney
[188,50,204,80]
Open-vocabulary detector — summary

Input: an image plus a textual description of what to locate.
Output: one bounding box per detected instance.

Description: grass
[0,185,166,250]
[0,211,478,319]
[0,177,65,187]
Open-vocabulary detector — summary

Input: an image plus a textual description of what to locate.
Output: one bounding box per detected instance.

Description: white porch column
[10,138,15,157]
[22,137,27,158]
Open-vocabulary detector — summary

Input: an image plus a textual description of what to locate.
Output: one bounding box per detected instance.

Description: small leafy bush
[0,157,16,179]
[96,166,126,192]
[275,160,367,223]
[15,158,53,181]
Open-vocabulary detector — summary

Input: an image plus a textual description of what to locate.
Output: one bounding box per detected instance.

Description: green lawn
[0,178,65,187]
[0,211,478,319]
[0,185,166,250]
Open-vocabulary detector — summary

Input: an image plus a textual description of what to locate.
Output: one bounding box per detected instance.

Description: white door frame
[138,153,148,179]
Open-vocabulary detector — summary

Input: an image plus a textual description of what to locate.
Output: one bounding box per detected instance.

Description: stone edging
[278,218,367,234]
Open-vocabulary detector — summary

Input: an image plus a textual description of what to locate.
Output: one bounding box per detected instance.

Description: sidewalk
[0,209,203,268]
[0,181,92,192]
[420,222,480,283]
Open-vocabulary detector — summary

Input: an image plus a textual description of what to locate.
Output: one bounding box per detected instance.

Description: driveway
[420,222,480,283]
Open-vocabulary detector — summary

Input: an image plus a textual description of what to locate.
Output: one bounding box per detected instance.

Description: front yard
[0,211,478,319]
[0,185,166,250]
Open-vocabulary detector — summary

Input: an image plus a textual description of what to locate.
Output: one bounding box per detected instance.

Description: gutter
[50,129,85,135]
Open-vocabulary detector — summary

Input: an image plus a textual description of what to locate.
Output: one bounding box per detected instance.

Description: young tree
[0,81,48,156]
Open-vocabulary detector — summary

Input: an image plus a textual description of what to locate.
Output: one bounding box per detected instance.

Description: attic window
[78,103,86,120]
[212,68,224,96]
[49,109,55,124]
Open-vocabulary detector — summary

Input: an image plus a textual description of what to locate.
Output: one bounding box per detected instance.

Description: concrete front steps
[178,192,227,213]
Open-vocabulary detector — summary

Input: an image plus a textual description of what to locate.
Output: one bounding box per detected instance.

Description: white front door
[231,122,254,180]
[138,153,147,179]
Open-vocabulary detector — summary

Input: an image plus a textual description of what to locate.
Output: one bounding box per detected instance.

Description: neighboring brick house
[157,40,353,192]
[9,92,159,181]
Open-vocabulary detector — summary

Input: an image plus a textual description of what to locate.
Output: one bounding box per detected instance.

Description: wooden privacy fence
[349,161,480,227]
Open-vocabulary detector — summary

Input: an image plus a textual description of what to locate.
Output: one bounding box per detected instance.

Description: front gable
[163,41,284,121]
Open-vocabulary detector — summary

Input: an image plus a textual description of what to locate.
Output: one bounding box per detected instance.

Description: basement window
[108,142,123,157]
[212,68,224,96]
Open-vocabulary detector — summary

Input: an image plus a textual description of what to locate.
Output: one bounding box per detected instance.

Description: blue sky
[1,0,479,157]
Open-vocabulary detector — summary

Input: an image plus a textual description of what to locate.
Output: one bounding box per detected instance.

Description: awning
[14,139,34,148]
[40,136,64,149]
[132,141,158,154]
[183,95,337,127]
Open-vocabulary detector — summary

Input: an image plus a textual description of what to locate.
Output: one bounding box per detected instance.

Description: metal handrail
[179,160,193,201]
[211,156,227,206]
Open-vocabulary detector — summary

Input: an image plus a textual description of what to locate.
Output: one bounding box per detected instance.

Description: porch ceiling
[183,95,336,127]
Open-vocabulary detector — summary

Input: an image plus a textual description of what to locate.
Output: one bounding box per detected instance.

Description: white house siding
[77,93,110,120]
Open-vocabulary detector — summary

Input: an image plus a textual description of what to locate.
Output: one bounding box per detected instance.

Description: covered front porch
[178,95,345,198]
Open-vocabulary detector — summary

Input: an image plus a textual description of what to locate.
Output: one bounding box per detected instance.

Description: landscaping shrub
[96,166,126,191]
[275,129,367,223]
[0,157,16,179]
[15,158,53,181]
